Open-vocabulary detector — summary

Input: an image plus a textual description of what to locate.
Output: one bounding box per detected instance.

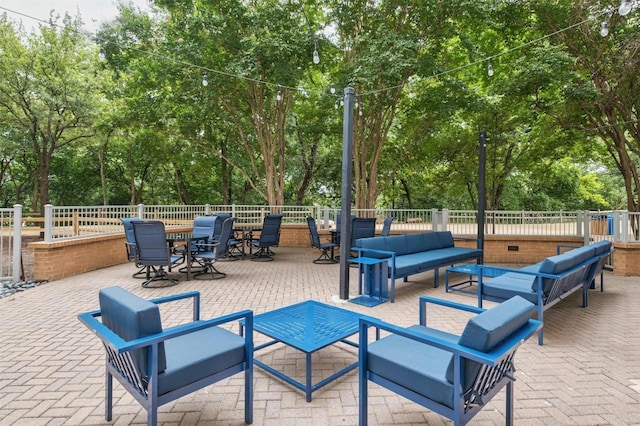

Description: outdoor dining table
[233,223,262,255]
[165,232,208,281]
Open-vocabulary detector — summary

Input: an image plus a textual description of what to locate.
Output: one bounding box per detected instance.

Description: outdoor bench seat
[359,295,542,425]
[478,240,612,345]
[355,231,482,302]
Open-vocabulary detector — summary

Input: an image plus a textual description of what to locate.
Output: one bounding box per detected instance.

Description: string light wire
[0,4,629,104]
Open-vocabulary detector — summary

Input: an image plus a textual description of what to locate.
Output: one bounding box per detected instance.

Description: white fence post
[620,210,629,243]
[583,210,590,245]
[12,204,22,282]
[441,209,449,231]
[137,204,144,219]
[44,204,53,242]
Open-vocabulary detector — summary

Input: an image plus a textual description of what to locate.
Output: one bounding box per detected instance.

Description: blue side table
[348,257,389,307]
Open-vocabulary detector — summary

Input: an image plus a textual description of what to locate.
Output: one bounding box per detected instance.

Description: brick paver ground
[1,247,639,425]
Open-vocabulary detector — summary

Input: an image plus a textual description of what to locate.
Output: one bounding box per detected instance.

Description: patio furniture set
[120,213,284,287]
[78,286,541,426]
[94,216,612,425]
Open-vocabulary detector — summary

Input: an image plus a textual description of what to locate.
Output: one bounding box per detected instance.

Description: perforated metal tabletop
[241,300,365,401]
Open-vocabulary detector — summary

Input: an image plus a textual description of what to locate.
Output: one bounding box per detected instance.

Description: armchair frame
[78,290,253,426]
[359,296,541,426]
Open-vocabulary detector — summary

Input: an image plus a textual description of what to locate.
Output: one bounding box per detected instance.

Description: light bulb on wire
[330,83,336,94]
[600,21,609,37]
[487,60,494,77]
[313,39,320,64]
[619,0,632,16]
[276,90,282,102]
[202,74,208,86]
[98,47,106,61]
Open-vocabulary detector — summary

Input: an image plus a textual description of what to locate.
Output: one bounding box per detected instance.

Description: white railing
[31,204,640,244]
[1,205,23,282]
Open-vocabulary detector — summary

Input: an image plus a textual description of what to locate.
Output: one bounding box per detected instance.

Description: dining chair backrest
[258,214,284,246]
[306,216,321,248]
[212,213,233,242]
[381,216,394,237]
[351,217,377,248]
[192,215,216,240]
[216,217,235,258]
[132,220,170,264]
[120,217,142,260]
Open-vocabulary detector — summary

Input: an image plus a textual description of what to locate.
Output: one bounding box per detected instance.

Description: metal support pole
[339,87,356,300]
[478,131,486,264]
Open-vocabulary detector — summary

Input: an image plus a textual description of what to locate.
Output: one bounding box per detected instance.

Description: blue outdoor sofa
[477,240,613,345]
[354,231,483,302]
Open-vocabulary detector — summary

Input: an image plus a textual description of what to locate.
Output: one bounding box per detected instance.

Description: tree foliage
[0,0,637,213]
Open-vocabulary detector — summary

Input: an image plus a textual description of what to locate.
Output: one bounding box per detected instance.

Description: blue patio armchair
[132,220,184,287]
[211,213,232,242]
[359,295,542,426]
[192,217,236,279]
[120,217,145,278]
[249,214,283,261]
[78,286,253,426]
[306,216,338,264]
[177,215,217,273]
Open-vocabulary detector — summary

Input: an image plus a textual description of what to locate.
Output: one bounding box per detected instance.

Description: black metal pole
[339,88,355,300]
[478,131,486,264]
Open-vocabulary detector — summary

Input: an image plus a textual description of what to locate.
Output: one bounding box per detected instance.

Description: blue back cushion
[99,286,166,383]
[420,233,442,251]
[458,295,535,352]
[358,236,393,258]
[447,296,534,389]
[435,231,455,249]
[591,240,612,256]
[385,236,409,256]
[404,234,426,254]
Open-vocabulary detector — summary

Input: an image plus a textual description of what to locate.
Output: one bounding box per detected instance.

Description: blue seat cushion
[158,325,246,395]
[367,325,456,408]
[98,286,167,380]
[482,273,539,304]
[394,253,428,277]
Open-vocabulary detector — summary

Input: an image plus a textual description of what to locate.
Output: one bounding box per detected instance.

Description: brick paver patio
[1,247,639,425]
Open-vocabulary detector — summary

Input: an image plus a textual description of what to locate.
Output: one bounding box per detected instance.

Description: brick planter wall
[29,225,637,281]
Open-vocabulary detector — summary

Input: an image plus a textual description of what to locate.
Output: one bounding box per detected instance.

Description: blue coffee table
[445,263,505,294]
[240,300,368,401]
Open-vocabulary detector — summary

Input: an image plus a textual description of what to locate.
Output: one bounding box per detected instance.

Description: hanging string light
[619,0,632,16]
[600,21,609,37]
[202,74,208,86]
[313,39,320,64]
[276,88,282,102]
[98,47,106,61]
[330,83,336,94]
[2,4,634,103]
